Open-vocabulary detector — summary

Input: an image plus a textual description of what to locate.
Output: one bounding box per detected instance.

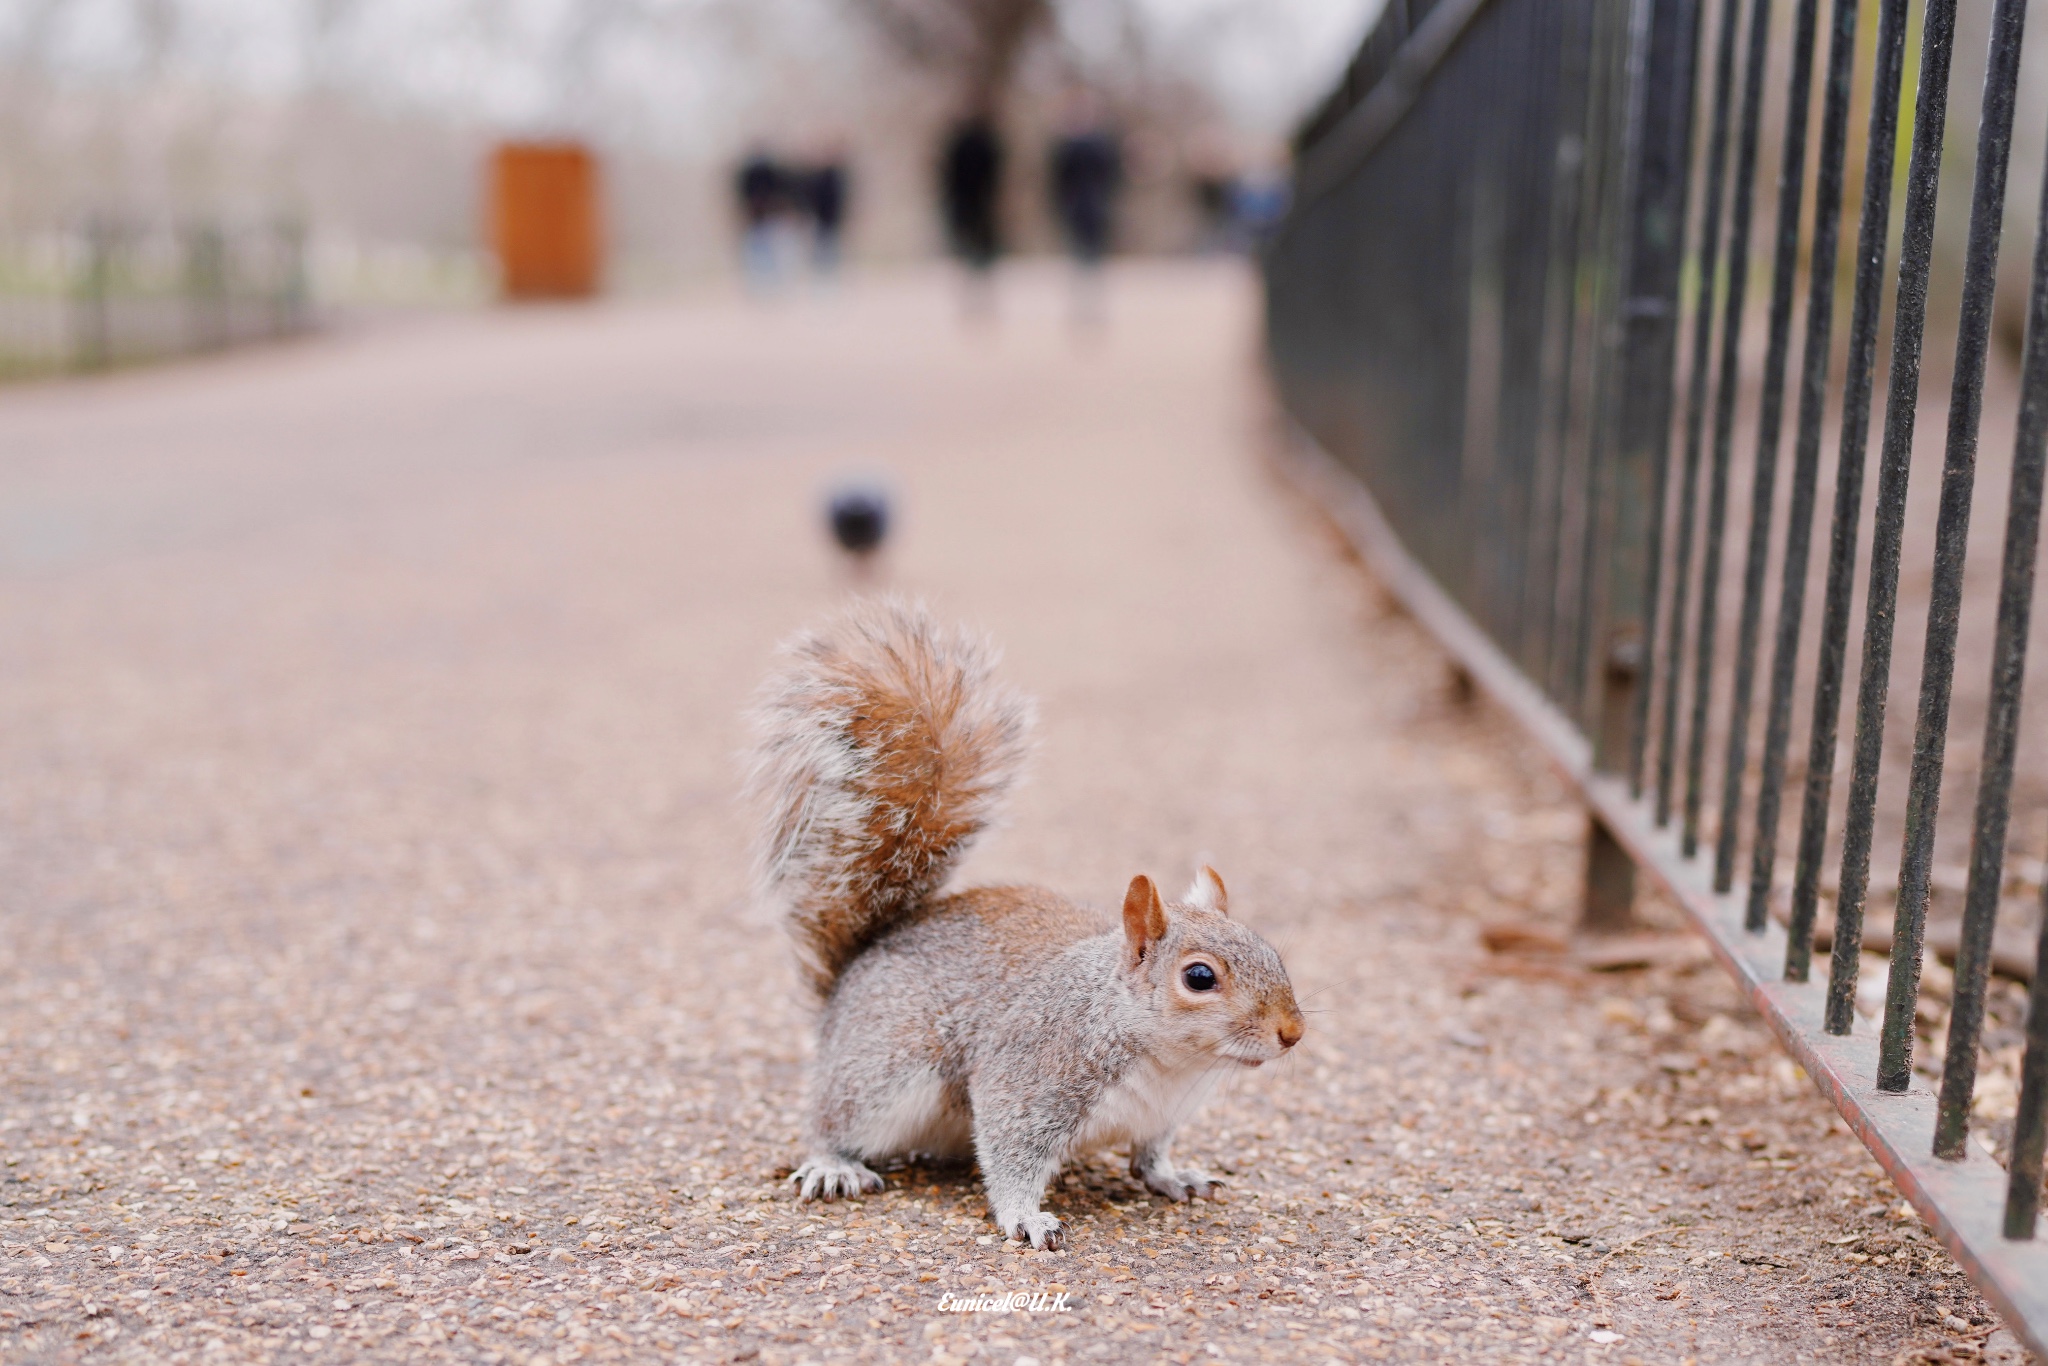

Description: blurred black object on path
[939,118,1003,268]
[1050,125,1121,265]
[806,154,851,277]
[828,487,889,557]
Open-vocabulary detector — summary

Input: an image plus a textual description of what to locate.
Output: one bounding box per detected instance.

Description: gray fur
[790,889,1302,1248]
[755,606,1303,1248]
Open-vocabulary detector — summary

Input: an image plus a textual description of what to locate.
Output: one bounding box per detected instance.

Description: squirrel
[745,597,1304,1249]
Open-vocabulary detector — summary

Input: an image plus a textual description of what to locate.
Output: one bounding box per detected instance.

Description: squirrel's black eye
[1182,963,1217,992]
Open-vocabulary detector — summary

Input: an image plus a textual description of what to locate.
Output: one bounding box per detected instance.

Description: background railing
[1266,0,2048,1349]
[0,220,311,379]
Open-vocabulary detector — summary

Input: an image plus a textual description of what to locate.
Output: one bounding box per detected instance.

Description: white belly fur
[1071,1055,1225,1157]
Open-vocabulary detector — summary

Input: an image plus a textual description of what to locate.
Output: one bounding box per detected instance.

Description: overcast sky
[3,0,1387,143]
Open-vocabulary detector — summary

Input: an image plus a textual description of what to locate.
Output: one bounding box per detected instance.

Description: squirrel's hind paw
[791,1155,883,1202]
[1002,1212,1064,1251]
[1136,1165,1222,1203]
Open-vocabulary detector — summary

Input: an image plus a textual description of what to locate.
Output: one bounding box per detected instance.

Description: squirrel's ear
[1186,865,1229,916]
[1122,874,1168,967]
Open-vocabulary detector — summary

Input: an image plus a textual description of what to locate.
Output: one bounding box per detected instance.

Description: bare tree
[132,0,181,77]
[298,0,367,92]
[4,0,75,75]
[844,0,1051,110]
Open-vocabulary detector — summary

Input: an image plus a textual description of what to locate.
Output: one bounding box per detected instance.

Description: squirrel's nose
[1276,1014,1304,1049]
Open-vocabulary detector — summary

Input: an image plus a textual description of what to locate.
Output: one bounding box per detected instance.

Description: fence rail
[1266,0,2048,1350]
[0,220,311,379]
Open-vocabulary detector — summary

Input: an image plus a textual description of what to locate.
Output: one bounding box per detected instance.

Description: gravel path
[0,264,2022,1365]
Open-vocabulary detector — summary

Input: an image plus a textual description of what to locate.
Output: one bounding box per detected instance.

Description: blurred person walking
[939,115,1004,320]
[1230,170,1291,251]
[735,147,792,293]
[1190,170,1236,253]
[804,147,851,281]
[1049,96,1121,331]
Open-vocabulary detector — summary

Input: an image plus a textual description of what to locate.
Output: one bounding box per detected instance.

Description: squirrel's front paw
[1001,1211,1064,1251]
[1138,1165,1221,1203]
[790,1154,883,1202]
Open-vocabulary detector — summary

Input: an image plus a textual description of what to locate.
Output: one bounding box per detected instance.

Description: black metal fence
[1267,0,2048,1347]
[0,220,311,379]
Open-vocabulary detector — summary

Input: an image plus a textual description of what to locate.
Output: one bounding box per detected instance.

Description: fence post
[1583,0,1698,931]
[272,218,309,337]
[185,223,229,352]
[74,217,115,372]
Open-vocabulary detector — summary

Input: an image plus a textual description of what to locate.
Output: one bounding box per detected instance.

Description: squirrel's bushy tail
[747,597,1035,998]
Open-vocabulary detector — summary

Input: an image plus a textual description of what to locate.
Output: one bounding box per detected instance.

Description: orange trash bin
[490,142,603,299]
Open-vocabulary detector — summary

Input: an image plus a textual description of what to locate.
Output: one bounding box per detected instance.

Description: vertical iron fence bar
[1462,169,1506,632]
[1751,0,1857,945]
[1827,0,1957,1040]
[1657,0,1744,829]
[1682,0,1773,858]
[1715,0,1822,902]
[1489,3,1552,647]
[1584,0,1660,767]
[2014,869,2048,1234]
[1524,0,1599,688]
[1551,0,1626,712]
[1478,3,1543,651]
[1568,0,1644,730]
[1499,1,1556,655]
[1917,0,2031,1140]
[2005,140,2048,1239]
[1788,0,1909,989]
[1586,0,1681,935]
[1625,0,1705,798]
[1882,0,2024,1099]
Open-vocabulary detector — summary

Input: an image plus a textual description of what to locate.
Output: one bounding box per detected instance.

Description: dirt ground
[0,263,2029,1365]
